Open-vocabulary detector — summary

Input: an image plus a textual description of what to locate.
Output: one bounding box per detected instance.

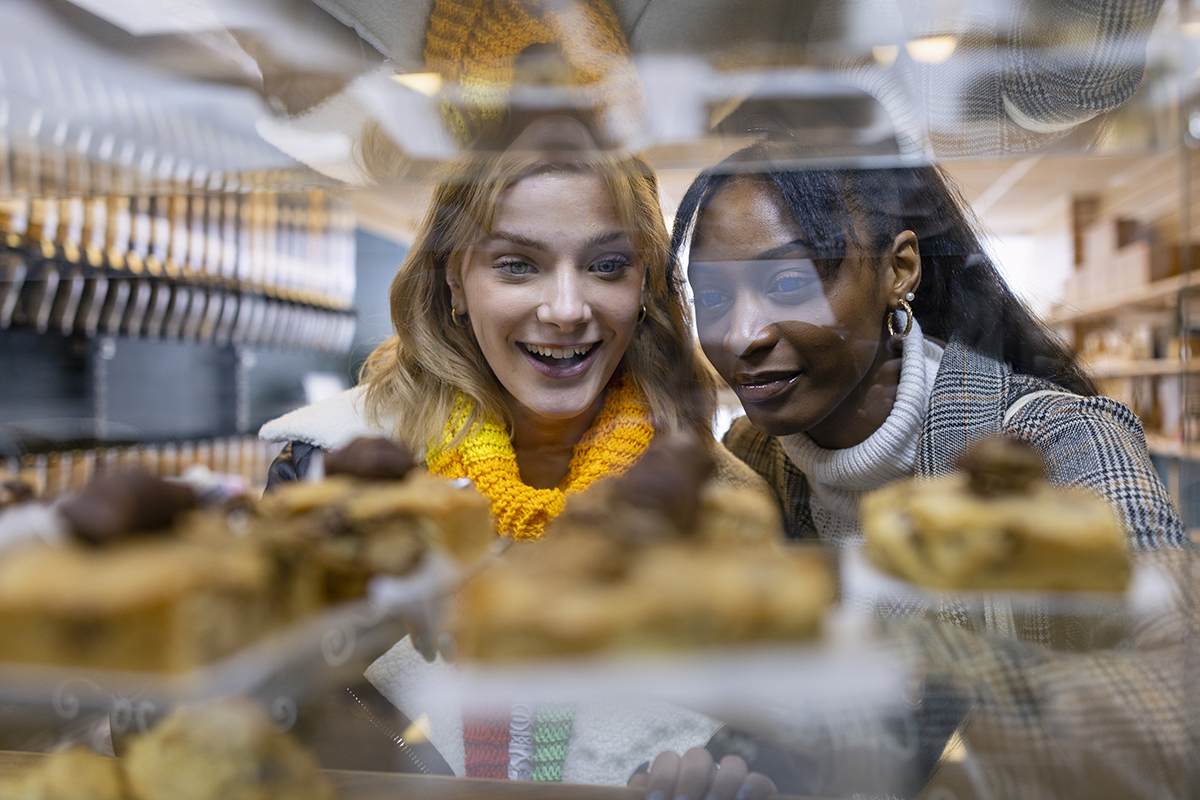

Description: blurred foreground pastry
[0,438,489,672]
[125,699,335,800]
[862,436,1130,592]
[459,432,835,660]
[0,699,335,800]
[0,746,128,800]
[0,470,277,672]
[253,436,493,602]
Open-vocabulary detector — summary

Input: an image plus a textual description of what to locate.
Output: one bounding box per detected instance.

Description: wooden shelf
[1145,433,1200,459]
[1083,358,1200,378]
[1046,272,1199,325]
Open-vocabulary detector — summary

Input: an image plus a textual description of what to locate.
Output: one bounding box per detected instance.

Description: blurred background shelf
[1083,357,1200,378]
[1047,272,1199,325]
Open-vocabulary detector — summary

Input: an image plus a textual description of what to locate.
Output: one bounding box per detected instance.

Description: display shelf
[1145,433,1200,460]
[1082,357,1200,377]
[1046,271,1197,325]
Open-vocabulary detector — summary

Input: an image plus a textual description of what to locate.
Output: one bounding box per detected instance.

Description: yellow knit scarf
[423,0,644,147]
[426,373,653,540]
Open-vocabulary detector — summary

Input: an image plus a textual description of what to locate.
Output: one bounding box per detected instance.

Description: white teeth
[524,343,594,358]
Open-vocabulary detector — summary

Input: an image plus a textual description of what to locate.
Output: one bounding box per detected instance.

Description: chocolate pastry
[60,470,198,545]
[458,436,833,661]
[325,437,416,481]
[863,435,1130,592]
[253,467,493,603]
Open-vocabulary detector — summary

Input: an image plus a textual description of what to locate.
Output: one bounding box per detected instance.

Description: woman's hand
[628,748,777,800]
[368,553,460,662]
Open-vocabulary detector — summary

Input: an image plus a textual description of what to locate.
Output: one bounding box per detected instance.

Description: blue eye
[590,258,629,275]
[696,291,727,309]
[497,260,533,276]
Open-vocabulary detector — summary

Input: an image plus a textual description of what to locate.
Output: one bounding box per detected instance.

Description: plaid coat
[720,342,1193,799]
[724,340,1186,550]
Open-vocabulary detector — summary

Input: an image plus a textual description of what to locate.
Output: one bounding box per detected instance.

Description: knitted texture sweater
[779,319,943,546]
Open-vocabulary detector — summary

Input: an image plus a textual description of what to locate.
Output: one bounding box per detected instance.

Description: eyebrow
[485,230,629,251]
[689,239,819,273]
[756,239,819,260]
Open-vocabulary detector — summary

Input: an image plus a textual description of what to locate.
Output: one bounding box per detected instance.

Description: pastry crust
[252,470,493,603]
[124,699,335,800]
[0,747,128,800]
[459,478,834,661]
[0,701,337,800]
[862,473,1130,592]
[0,534,274,672]
[0,461,491,672]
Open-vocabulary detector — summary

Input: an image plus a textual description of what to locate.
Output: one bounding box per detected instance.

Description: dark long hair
[671,142,1097,397]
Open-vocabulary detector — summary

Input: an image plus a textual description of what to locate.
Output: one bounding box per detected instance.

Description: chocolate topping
[956,436,1045,497]
[60,470,199,545]
[325,437,416,481]
[615,430,716,531]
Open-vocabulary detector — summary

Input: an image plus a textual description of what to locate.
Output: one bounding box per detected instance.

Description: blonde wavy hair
[360,149,716,452]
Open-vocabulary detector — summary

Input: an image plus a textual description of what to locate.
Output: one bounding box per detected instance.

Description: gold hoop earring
[887,298,914,337]
[451,309,470,328]
[637,304,647,324]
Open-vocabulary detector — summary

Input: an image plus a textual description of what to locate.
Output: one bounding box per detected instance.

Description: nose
[537,268,592,330]
[719,293,776,358]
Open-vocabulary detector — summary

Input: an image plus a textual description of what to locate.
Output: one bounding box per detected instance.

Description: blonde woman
[260,143,775,796]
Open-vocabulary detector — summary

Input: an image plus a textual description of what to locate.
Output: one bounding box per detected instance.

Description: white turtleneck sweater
[779,319,944,547]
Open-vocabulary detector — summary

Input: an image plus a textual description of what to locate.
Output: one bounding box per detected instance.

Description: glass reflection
[0,0,1196,799]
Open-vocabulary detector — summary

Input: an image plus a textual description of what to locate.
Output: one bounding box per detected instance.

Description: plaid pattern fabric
[726,341,1186,549]
[909,549,1197,800]
[725,343,1194,798]
[724,417,815,541]
[811,0,1162,159]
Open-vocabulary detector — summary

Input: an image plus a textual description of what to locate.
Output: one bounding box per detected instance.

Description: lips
[733,370,800,404]
[520,341,601,378]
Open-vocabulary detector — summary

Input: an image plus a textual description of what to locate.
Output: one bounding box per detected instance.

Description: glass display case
[0,1,1197,799]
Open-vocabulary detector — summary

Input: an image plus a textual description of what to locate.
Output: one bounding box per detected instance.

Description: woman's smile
[732,369,801,404]
[520,340,602,377]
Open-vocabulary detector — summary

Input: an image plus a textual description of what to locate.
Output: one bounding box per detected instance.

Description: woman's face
[688,177,900,439]
[449,170,645,425]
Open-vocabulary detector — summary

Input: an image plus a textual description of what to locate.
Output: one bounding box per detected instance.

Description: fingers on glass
[627,759,651,788]
[673,747,717,800]
[707,754,750,799]
[736,772,778,800]
[646,750,682,800]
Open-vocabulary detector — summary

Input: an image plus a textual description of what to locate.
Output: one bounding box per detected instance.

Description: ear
[888,230,921,305]
[446,251,468,314]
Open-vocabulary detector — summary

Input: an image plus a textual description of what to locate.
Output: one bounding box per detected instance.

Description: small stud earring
[905,291,915,302]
